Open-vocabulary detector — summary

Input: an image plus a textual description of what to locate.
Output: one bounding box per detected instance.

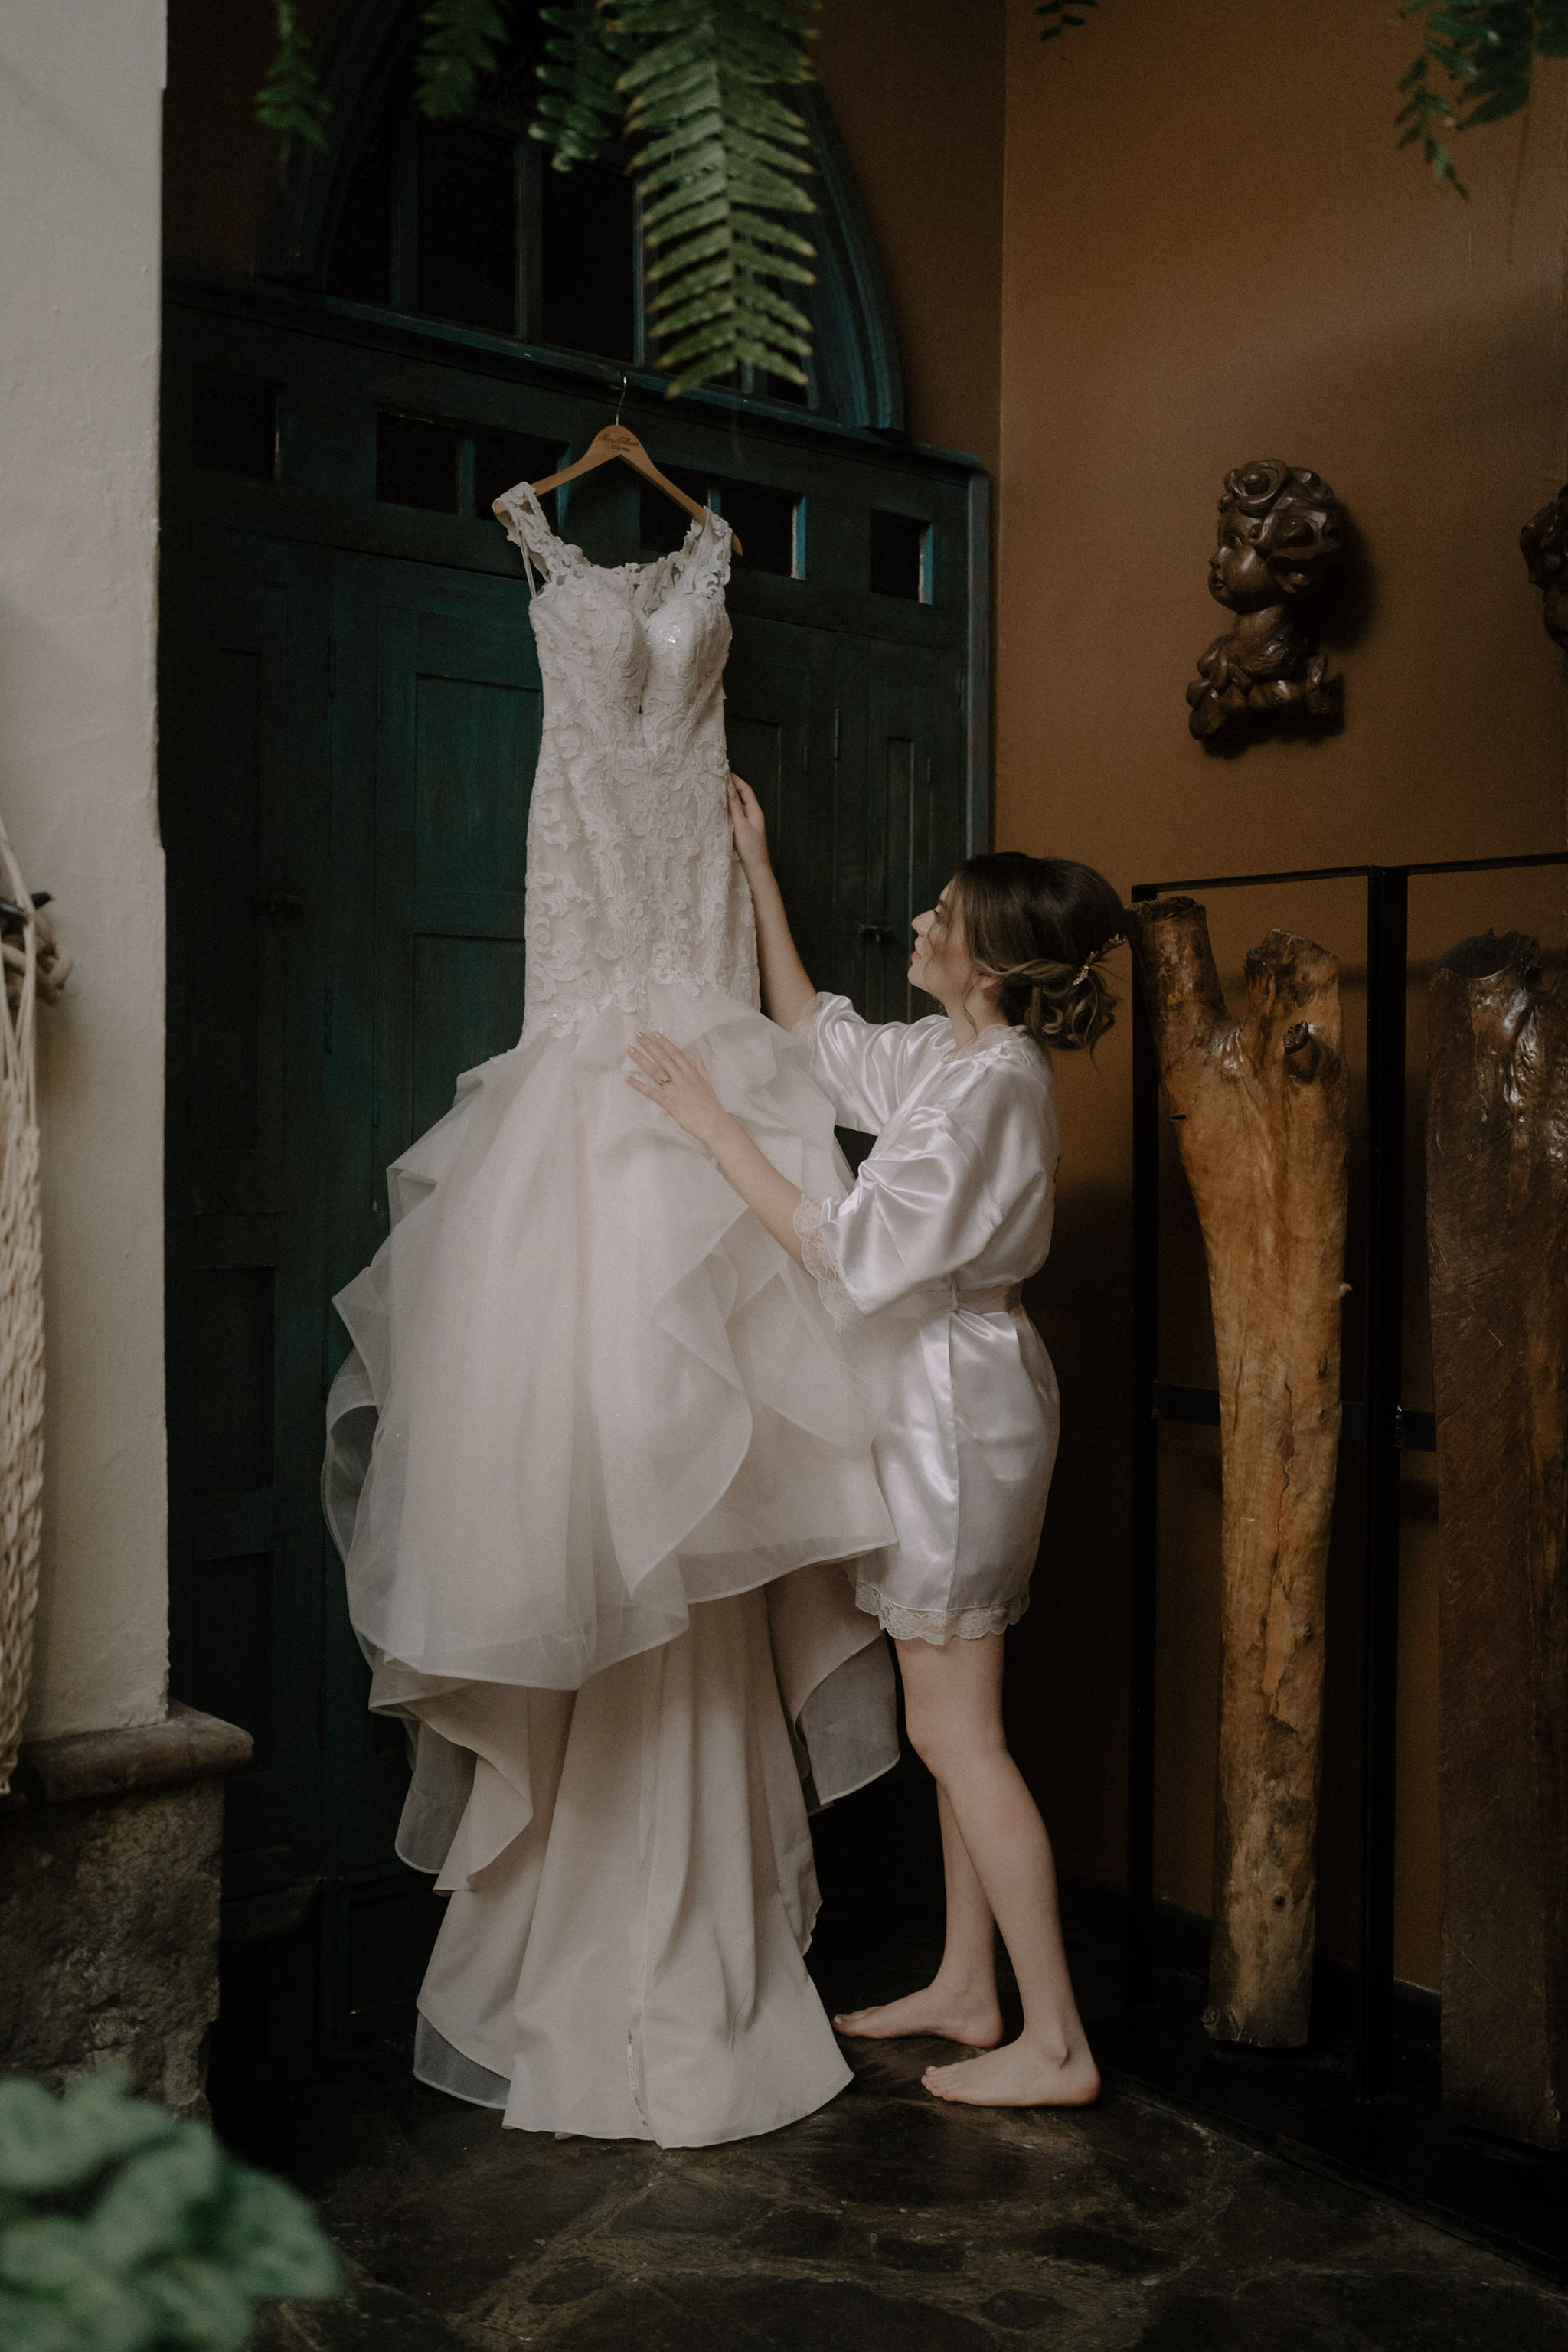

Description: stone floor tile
[603,2170,766,2238]
[866,2228,967,2272]
[737,2204,851,2259]
[549,2275,1000,2350]
[793,2089,1033,2209]
[520,2259,616,2308]
[978,2287,1073,2333]
[226,1913,1568,2352]
[1031,2218,1180,2278]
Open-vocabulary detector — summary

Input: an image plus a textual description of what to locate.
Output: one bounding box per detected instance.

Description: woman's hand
[626,1031,734,1150]
[727,773,772,884]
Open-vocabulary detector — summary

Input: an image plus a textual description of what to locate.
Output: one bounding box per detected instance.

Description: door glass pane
[541,162,636,360]
[325,112,393,303]
[639,468,708,556]
[714,479,799,577]
[473,430,562,524]
[376,413,461,511]
[870,511,931,603]
[192,375,278,481]
[417,120,518,333]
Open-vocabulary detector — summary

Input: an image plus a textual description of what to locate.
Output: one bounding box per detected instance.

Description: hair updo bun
[946,851,1129,1054]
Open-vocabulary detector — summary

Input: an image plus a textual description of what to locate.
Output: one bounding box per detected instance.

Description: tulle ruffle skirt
[328,981,897,1704]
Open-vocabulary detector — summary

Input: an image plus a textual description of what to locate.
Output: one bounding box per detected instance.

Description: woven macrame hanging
[0,815,44,1795]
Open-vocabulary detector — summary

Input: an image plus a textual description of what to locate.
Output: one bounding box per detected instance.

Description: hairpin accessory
[1071,932,1125,988]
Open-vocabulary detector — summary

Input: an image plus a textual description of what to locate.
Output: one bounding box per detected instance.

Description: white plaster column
[0,0,169,1736]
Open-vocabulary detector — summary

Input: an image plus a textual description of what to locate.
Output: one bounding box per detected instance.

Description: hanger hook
[614,372,629,429]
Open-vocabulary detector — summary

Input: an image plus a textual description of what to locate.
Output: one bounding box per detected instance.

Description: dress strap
[495,479,565,599]
[684,507,733,599]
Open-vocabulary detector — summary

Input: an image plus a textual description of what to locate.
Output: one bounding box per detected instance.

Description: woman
[628,776,1122,2109]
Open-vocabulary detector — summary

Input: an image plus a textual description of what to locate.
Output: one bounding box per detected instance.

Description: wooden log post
[1136,900,1349,2047]
[1427,931,1568,2151]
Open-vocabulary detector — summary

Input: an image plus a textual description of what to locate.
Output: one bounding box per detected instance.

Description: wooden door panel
[835,637,965,1021]
[184,578,292,1218]
[411,934,528,1136]
[364,572,537,1227]
[724,618,837,988]
[164,531,332,1910]
[317,557,540,1936]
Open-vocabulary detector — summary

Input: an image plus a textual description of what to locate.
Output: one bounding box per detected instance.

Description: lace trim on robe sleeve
[793,1196,857,1329]
[790,992,827,1048]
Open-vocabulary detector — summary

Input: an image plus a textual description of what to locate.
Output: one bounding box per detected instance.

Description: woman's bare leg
[896,1631,1099,2107]
[831,1787,1004,2047]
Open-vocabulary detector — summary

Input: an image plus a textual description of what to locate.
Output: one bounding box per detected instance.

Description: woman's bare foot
[832,1982,1004,2048]
[921,2035,1100,2107]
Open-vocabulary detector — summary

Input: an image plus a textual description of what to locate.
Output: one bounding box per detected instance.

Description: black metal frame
[1119,850,1568,2272]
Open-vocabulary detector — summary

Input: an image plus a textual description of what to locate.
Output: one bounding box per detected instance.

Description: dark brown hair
[944,851,1127,1053]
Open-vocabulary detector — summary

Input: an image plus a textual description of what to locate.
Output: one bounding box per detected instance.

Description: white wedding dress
[323,484,898,2146]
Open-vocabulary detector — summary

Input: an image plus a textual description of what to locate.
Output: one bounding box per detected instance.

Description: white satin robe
[795,996,1062,1642]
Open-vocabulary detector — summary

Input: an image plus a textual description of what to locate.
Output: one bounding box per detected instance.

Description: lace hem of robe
[793,1195,856,1329]
[854,1581,1031,1645]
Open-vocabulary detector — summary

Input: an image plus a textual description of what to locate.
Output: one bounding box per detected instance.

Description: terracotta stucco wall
[815,0,1004,472]
[995,0,1568,1988]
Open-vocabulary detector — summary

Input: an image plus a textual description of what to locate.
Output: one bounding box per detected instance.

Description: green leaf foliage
[1397,2,1568,188]
[1035,0,1099,42]
[533,1,632,166]
[614,0,822,393]
[0,2069,342,2352]
[255,2,331,149]
[413,0,513,121]
[256,0,824,395]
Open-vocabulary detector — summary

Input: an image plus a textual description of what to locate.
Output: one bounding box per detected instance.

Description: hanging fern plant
[1032,1,1568,198]
[256,0,818,397]
[593,1,818,394]
[1396,1,1568,192]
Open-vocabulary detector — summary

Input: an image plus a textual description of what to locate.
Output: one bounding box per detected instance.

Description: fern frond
[1396,0,1550,190]
[612,0,822,393]
[256,2,332,147]
[1036,0,1098,40]
[531,0,630,168]
[413,0,512,122]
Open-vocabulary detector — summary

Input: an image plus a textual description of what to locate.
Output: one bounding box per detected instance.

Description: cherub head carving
[1188,462,1347,745]
[1520,485,1568,649]
[1209,463,1345,610]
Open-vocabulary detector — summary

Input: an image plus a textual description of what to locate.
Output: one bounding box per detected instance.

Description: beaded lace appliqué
[495,483,759,1040]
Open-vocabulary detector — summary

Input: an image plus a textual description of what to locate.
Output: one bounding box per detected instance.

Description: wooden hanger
[495,421,743,557]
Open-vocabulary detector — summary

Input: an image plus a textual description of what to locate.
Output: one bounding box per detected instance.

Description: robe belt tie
[949,1281,1024,1314]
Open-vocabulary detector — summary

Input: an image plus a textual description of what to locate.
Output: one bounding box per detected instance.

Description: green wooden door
[322,557,540,2050]
[162,279,984,2068]
[163,528,333,1962]
[839,634,966,1021]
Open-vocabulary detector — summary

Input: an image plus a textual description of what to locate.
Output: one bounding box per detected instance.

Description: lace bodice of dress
[497,482,759,1038]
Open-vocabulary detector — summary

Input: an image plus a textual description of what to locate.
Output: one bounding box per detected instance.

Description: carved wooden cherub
[1520,485,1568,649]
[1187,462,1346,745]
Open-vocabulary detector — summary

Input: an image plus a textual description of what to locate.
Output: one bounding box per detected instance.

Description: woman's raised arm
[727,774,818,1034]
